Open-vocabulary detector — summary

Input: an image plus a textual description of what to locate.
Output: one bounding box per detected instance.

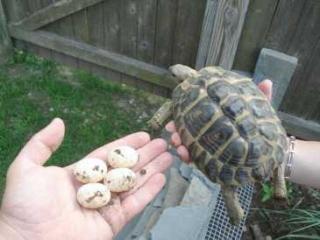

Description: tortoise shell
[172,66,289,187]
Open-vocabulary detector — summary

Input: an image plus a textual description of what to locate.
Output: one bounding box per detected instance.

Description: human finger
[177,145,191,163]
[132,138,167,171]
[12,118,65,170]
[120,152,172,199]
[121,173,166,222]
[258,79,273,101]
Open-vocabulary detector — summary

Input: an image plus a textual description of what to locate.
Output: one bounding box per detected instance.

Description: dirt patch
[243,184,320,239]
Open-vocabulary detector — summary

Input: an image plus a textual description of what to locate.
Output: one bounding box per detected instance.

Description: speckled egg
[104,168,136,192]
[73,158,107,183]
[107,146,139,169]
[76,183,111,209]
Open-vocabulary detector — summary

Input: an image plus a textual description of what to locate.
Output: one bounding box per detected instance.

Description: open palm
[0,119,172,240]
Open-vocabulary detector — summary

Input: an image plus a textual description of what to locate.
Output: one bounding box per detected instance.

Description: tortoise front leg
[273,163,287,199]
[221,186,244,225]
[148,101,173,130]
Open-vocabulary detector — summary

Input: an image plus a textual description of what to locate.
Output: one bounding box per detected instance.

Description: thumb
[258,79,273,101]
[12,118,65,170]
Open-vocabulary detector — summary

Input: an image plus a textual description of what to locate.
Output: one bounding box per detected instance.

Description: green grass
[0,50,163,195]
[257,208,320,239]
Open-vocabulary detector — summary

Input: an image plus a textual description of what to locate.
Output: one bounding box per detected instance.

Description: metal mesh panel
[204,184,254,240]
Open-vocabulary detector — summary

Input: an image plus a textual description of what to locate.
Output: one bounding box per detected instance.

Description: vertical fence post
[196,0,250,70]
[0,0,12,63]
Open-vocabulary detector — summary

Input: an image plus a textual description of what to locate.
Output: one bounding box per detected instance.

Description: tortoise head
[169,64,198,83]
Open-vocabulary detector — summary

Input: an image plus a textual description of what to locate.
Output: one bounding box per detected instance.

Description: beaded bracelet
[284,136,296,179]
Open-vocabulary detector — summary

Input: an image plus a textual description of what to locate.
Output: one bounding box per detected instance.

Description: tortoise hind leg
[273,163,287,199]
[147,101,173,130]
[221,186,244,225]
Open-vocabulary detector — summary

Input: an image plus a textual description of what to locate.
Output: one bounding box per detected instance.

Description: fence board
[173,0,206,66]
[306,39,320,120]
[71,9,90,69]
[87,2,105,48]
[103,0,120,52]
[13,0,104,30]
[102,0,122,82]
[120,0,137,59]
[233,0,279,71]
[154,0,177,67]
[276,0,320,120]
[3,0,29,22]
[120,0,139,87]
[196,0,218,69]
[264,0,306,52]
[27,0,43,15]
[9,27,176,89]
[0,0,12,63]
[72,9,89,44]
[36,0,54,59]
[56,15,77,68]
[205,0,249,70]
[3,0,29,50]
[137,0,156,64]
[278,112,320,141]
[25,0,43,55]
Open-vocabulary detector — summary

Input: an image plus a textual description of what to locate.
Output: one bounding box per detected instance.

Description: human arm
[289,139,320,188]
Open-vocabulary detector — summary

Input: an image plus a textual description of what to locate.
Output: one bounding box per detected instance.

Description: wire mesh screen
[204,184,254,240]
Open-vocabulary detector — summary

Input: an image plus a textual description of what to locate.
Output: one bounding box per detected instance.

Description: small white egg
[104,168,136,192]
[107,146,139,169]
[77,183,111,209]
[73,158,107,183]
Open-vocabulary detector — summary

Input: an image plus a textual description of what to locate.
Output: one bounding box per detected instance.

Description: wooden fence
[1,0,320,139]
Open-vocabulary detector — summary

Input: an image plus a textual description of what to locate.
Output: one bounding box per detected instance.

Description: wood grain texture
[154,0,177,67]
[233,0,320,122]
[70,8,90,70]
[103,0,121,52]
[120,0,139,87]
[24,0,42,55]
[26,0,43,15]
[204,0,249,70]
[87,2,105,48]
[3,0,29,22]
[85,2,124,87]
[196,0,218,69]
[12,0,104,30]
[9,26,176,89]
[274,0,320,121]
[3,0,29,50]
[120,0,138,59]
[55,14,77,68]
[101,0,122,83]
[173,0,206,66]
[233,0,279,71]
[0,0,12,63]
[278,111,320,141]
[136,0,156,64]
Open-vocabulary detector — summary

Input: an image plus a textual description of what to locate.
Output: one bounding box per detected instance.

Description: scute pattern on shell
[172,67,288,187]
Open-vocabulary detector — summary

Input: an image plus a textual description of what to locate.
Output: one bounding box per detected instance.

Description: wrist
[288,139,320,188]
[0,213,24,240]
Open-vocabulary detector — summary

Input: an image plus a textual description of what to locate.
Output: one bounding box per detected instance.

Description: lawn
[0,50,165,195]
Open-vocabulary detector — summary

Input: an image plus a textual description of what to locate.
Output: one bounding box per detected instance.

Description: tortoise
[148,64,289,225]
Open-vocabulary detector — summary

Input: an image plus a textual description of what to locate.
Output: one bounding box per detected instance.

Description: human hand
[0,119,172,240]
[165,79,273,162]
